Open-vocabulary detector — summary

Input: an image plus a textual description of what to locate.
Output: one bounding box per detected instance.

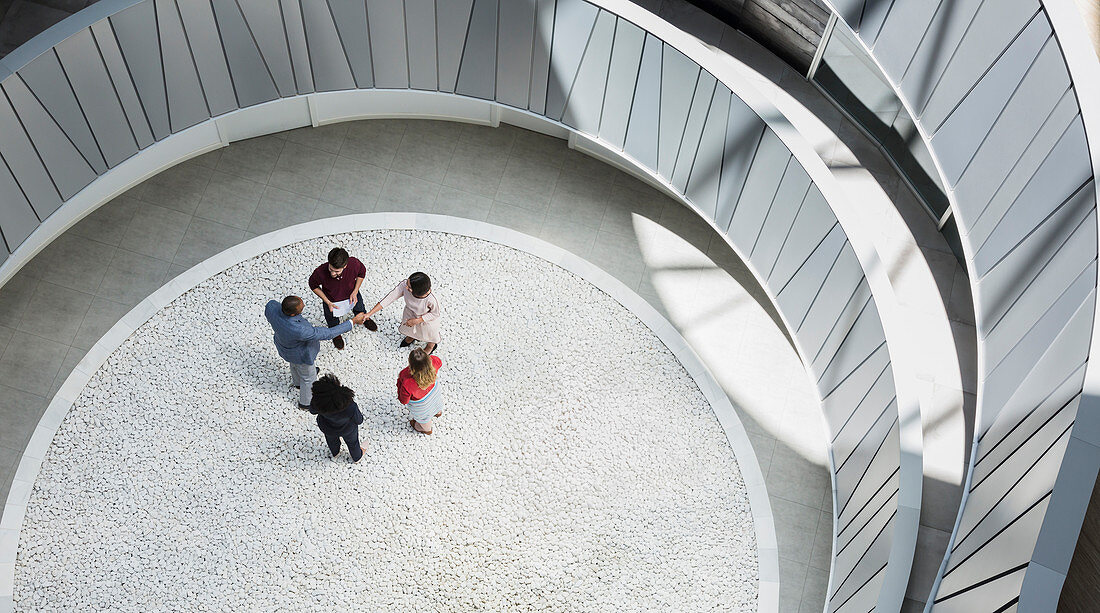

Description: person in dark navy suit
[309,373,367,462]
[265,295,368,409]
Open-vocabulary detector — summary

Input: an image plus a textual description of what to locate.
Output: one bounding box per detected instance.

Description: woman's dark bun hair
[310,373,355,414]
[409,272,431,297]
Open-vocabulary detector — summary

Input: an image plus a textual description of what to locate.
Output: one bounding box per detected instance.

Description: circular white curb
[0,213,779,611]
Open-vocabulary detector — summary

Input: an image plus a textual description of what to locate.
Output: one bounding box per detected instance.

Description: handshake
[351,312,379,332]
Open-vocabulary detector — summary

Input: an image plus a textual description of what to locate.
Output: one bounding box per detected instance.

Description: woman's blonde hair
[409,349,437,389]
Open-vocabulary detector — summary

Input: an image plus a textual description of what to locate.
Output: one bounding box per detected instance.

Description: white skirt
[407,384,443,423]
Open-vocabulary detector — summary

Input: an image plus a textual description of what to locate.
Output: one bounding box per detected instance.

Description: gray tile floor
[0,118,834,611]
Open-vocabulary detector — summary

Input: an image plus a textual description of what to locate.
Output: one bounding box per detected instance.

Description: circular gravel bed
[14,230,757,611]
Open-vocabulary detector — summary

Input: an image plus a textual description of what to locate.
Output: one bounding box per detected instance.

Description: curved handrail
[816,0,1100,609]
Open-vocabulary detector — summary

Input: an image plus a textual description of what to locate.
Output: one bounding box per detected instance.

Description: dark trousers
[322,292,366,328]
[324,427,363,462]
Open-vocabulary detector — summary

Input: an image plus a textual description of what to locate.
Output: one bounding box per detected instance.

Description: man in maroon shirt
[308,247,377,349]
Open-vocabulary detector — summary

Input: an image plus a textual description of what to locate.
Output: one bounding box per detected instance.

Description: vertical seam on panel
[453,0,475,92]
[976,368,1082,465]
[966,85,1074,229]
[235,0,283,94]
[751,165,809,257]
[946,492,1051,576]
[833,562,889,612]
[792,228,847,332]
[0,85,62,203]
[758,170,807,266]
[557,9,599,120]
[835,400,895,473]
[681,77,716,201]
[594,16,618,137]
[619,32,647,151]
[10,76,96,189]
[0,148,40,234]
[836,487,897,556]
[836,466,898,541]
[363,0,376,87]
[775,221,838,296]
[819,340,886,398]
[831,521,893,608]
[668,68,704,184]
[973,393,1078,490]
[935,562,1030,603]
[432,0,439,90]
[89,27,141,150]
[984,202,1093,335]
[723,126,767,233]
[0,157,18,250]
[319,0,356,88]
[492,0,500,98]
[953,425,1072,551]
[865,0,898,48]
[810,283,870,368]
[0,161,18,250]
[942,33,1055,181]
[437,0,445,94]
[836,416,897,518]
[893,0,946,84]
[925,8,1042,135]
[523,0,535,107]
[277,1,298,95]
[654,42,662,173]
[403,0,412,88]
[155,0,170,132]
[106,16,157,143]
[51,47,109,170]
[544,0,556,111]
[208,0,242,107]
[829,359,891,446]
[299,0,318,89]
[703,87,730,219]
[908,0,988,116]
[173,0,213,118]
[531,0,554,111]
[747,156,793,256]
[977,177,1092,276]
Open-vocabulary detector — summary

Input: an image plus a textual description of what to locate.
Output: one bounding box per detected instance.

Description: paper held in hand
[331,299,353,317]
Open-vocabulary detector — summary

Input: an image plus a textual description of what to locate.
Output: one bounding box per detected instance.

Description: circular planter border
[0,213,779,611]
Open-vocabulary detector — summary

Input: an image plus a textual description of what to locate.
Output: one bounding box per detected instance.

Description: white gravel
[14,230,758,611]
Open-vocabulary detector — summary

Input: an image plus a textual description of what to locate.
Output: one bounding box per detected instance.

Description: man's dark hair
[281,295,303,316]
[328,247,349,269]
[311,374,355,414]
[409,271,431,297]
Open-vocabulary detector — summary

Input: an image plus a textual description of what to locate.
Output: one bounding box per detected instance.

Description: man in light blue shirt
[265,295,367,408]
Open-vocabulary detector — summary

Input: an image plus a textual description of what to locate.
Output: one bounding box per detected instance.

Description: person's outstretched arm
[299,313,365,342]
[365,282,404,319]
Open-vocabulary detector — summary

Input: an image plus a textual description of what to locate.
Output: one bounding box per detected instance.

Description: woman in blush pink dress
[364,272,443,353]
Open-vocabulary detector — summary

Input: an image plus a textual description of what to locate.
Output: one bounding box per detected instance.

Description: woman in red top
[399,349,444,434]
